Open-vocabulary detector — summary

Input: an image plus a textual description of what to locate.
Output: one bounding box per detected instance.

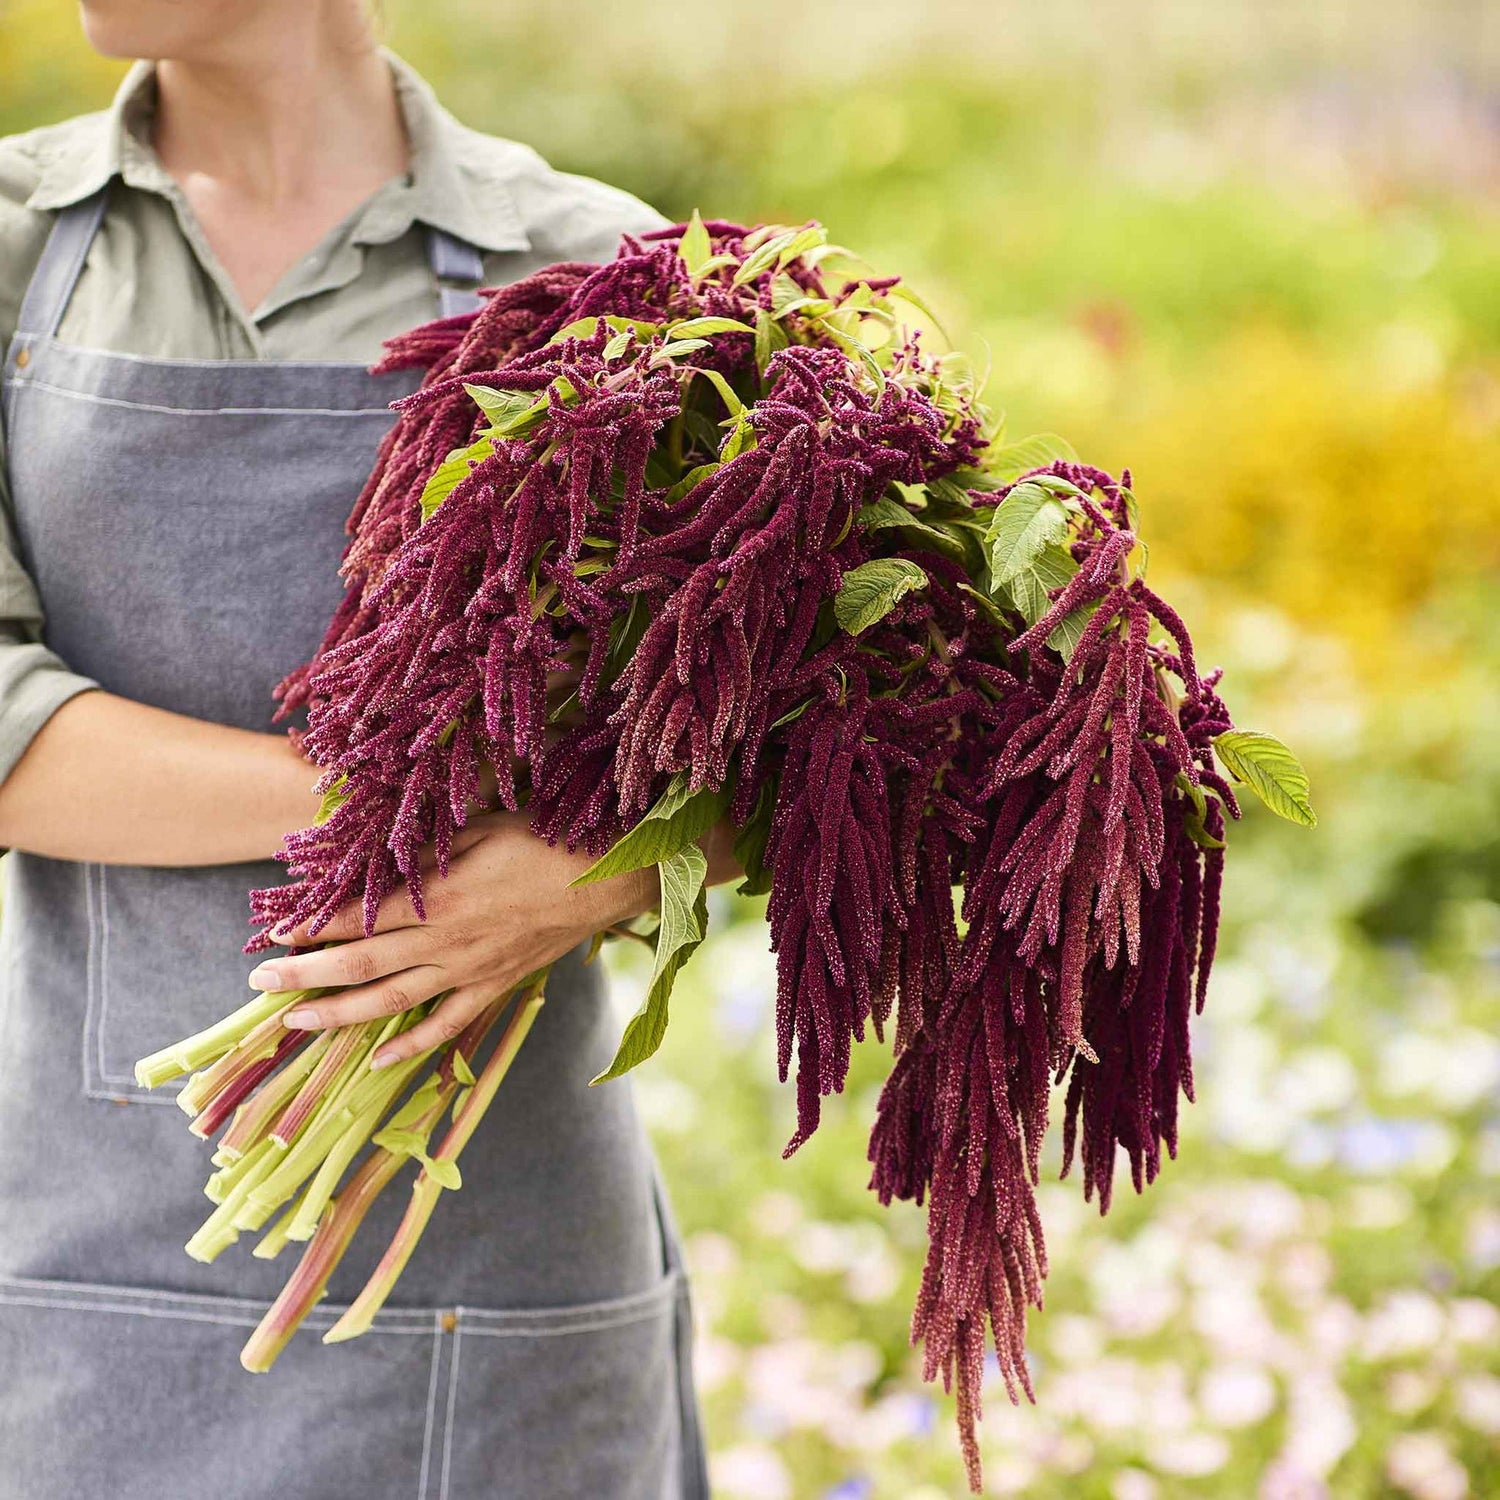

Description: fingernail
[283,1009,318,1029]
[369,1051,396,1071]
[249,965,281,991]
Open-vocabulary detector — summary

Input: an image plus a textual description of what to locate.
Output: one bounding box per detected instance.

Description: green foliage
[571,773,730,886]
[1215,729,1318,828]
[833,558,928,634]
[592,844,709,1083]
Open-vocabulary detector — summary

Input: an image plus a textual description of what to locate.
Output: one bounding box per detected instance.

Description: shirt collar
[24,50,531,256]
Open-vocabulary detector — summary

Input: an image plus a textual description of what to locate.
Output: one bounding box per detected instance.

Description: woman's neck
[151,11,409,311]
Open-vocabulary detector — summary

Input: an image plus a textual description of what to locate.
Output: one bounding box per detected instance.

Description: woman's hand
[246,810,740,1069]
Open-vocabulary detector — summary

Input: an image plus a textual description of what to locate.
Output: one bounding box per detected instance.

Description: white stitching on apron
[9,377,404,418]
[439,1325,463,1500]
[417,1311,445,1500]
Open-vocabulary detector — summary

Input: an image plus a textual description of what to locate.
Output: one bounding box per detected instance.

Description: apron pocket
[437,1270,686,1500]
[82,860,284,1102]
[0,1275,444,1500]
[0,1267,692,1500]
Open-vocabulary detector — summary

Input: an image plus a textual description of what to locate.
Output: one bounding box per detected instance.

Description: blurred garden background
[3,2,1497,1495]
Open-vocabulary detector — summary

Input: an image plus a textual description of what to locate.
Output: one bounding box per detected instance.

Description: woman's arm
[0,689,321,865]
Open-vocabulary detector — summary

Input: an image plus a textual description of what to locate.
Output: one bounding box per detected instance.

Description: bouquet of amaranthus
[136,216,1314,1489]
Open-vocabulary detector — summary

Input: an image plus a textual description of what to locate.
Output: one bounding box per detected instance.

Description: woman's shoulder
[0,111,107,345]
[436,114,673,268]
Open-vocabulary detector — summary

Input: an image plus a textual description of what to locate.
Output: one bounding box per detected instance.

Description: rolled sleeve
[0,462,100,787]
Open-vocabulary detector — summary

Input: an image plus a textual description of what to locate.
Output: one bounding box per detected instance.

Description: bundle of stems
[136,970,545,1368]
[136,215,1314,1485]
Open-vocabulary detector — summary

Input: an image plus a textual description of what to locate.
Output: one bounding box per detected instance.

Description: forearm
[0,689,321,865]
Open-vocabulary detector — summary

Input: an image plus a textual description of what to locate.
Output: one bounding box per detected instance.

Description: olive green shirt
[0,51,666,780]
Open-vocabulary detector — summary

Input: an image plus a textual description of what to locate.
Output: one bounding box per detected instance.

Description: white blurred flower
[1385,1431,1469,1500]
[1276,1047,1358,1115]
[980,1453,1038,1495]
[1448,1297,1500,1346]
[846,1391,932,1452]
[1464,1208,1500,1273]
[1145,1429,1231,1476]
[687,1229,740,1279]
[1089,1227,1182,1337]
[758,1293,806,1340]
[1110,1468,1158,1500]
[710,1442,792,1500]
[1341,1183,1415,1231]
[631,1073,700,1133]
[791,1220,854,1274]
[750,1190,802,1237]
[1361,1291,1446,1361]
[1047,1313,1107,1366]
[1385,1367,1441,1416]
[1275,1242,1333,1306]
[1258,1458,1331,1500]
[1200,1362,1278,1427]
[1280,1371,1357,1477]
[1379,1029,1500,1112]
[1453,1373,1500,1436]
[692,1333,741,1393]
[1301,1298,1362,1364]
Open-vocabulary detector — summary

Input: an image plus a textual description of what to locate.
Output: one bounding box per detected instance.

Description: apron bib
[0,188,707,1500]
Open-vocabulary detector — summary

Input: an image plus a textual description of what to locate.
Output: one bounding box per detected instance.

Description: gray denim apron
[0,188,709,1500]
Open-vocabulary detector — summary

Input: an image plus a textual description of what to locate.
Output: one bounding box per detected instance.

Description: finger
[248,931,430,995]
[281,966,449,1030]
[370,984,502,1070]
[271,819,503,946]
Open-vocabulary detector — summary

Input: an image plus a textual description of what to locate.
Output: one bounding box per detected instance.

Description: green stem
[135,987,311,1090]
[323,980,546,1345]
[217,1030,334,1160]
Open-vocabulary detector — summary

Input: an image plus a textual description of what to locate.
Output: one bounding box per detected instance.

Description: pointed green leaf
[571,774,731,886]
[656,338,711,360]
[732,228,799,286]
[1213,731,1317,828]
[592,845,709,1083]
[418,435,495,520]
[602,329,634,361]
[422,1157,462,1191]
[692,367,746,418]
[668,316,755,339]
[315,774,350,825]
[450,1050,476,1088]
[1046,599,1099,661]
[754,307,788,376]
[1175,772,1225,850]
[986,433,1080,483]
[986,482,1071,584]
[1003,540,1077,625]
[678,210,711,277]
[834,558,929,635]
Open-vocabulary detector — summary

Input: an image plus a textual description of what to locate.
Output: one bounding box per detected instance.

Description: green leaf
[571,774,731,886]
[721,416,755,462]
[678,210,711,277]
[814,316,886,393]
[668,316,755,339]
[1046,599,1099,661]
[732,781,776,898]
[592,844,709,1083]
[958,581,1009,628]
[463,383,548,440]
[656,338,710,360]
[315,774,350,825]
[856,495,968,561]
[1213,731,1317,828]
[602,329,633,361]
[1003,540,1077,625]
[423,1157,462,1191]
[547,315,601,343]
[418,435,494,521]
[885,279,950,337]
[692,366,746,418]
[732,227,799,286]
[666,462,721,504]
[754,307,788,376]
[1175,772,1225,850]
[775,224,829,269]
[450,1050,476,1087]
[986,482,1071,584]
[986,433,1080,483]
[834,558,929,635]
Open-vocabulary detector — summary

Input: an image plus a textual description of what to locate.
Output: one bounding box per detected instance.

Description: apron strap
[12,186,110,343]
[424,227,486,318]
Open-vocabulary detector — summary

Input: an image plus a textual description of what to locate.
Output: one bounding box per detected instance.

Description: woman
[0,3,716,1496]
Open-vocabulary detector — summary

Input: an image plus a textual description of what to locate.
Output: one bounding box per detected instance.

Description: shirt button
[14,347,29,368]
